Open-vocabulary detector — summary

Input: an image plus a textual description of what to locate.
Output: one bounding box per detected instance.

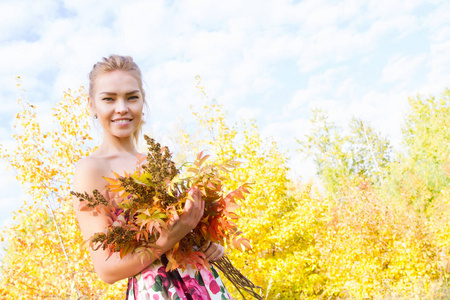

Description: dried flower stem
[212,255,263,300]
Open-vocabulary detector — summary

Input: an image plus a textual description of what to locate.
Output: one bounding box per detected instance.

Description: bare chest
[99,156,141,179]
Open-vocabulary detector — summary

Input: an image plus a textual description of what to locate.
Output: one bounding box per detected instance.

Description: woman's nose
[115,99,128,114]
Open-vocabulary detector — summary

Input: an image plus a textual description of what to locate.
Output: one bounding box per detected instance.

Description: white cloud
[261,117,316,181]
[423,1,450,38]
[284,89,314,113]
[347,90,410,145]
[262,118,309,150]
[336,78,357,98]
[0,215,14,230]
[0,160,24,229]
[0,196,22,216]
[236,107,262,120]
[289,152,317,181]
[368,15,419,40]
[283,68,347,113]
[0,0,61,42]
[366,0,424,18]
[381,54,426,85]
[0,0,448,227]
[426,41,450,90]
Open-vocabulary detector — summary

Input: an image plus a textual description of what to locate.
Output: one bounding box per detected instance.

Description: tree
[173,78,334,298]
[3,78,450,299]
[298,109,392,197]
[0,85,126,299]
[383,89,450,208]
[295,92,450,298]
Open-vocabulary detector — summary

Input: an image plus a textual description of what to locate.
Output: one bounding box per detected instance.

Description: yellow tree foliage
[0,85,126,299]
[295,88,450,298]
[2,78,450,299]
[178,80,450,298]
[176,77,328,298]
[315,184,447,298]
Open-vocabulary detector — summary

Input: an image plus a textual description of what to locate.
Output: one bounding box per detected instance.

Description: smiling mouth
[112,119,133,123]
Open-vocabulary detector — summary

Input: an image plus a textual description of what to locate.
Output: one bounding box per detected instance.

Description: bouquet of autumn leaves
[71,135,262,299]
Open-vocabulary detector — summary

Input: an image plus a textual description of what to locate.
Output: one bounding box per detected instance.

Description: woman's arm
[72,158,205,284]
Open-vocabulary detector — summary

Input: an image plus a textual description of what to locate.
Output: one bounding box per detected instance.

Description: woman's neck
[96,135,139,157]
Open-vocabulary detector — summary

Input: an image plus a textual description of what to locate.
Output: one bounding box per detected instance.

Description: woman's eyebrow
[99,90,140,96]
[126,90,140,95]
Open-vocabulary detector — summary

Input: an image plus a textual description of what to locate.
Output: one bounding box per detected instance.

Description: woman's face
[91,70,144,141]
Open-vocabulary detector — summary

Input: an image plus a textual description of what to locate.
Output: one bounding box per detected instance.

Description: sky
[0,0,449,228]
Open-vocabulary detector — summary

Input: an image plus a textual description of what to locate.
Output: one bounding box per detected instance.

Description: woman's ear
[88,97,95,115]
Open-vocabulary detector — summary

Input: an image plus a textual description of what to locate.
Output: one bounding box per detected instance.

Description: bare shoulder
[73,151,142,203]
[72,155,113,248]
[73,155,109,195]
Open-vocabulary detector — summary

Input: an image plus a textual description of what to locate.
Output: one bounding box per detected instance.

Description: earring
[142,112,145,116]
[93,114,98,119]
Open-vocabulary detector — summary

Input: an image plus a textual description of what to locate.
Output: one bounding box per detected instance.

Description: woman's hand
[201,241,225,261]
[169,188,205,234]
[182,188,205,230]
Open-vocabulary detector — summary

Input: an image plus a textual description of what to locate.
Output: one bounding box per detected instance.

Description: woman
[72,55,232,300]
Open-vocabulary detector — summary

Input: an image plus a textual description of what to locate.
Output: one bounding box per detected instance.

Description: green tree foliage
[296,89,450,298]
[404,89,450,164]
[298,109,392,197]
[384,89,450,208]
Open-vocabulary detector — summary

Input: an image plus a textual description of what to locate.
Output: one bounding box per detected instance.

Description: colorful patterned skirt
[126,256,232,300]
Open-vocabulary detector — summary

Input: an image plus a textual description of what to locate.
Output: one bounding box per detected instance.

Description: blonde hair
[89,55,146,144]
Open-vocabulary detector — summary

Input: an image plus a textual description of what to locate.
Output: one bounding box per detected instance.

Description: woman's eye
[129,96,139,100]
[103,97,114,102]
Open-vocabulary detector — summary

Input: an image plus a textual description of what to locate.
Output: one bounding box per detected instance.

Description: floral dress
[126,255,232,300]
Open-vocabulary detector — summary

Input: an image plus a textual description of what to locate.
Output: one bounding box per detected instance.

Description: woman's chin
[105,131,135,140]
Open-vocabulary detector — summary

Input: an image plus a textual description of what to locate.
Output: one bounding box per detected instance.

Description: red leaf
[198,154,210,166]
[196,151,205,161]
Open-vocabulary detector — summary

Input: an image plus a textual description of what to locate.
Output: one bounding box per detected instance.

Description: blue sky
[1,0,449,228]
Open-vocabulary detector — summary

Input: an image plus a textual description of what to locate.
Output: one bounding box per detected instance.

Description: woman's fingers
[201,242,225,261]
[180,188,205,230]
[184,196,204,220]
[200,197,205,213]
[189,187,201,202]
[166,211,180,230]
